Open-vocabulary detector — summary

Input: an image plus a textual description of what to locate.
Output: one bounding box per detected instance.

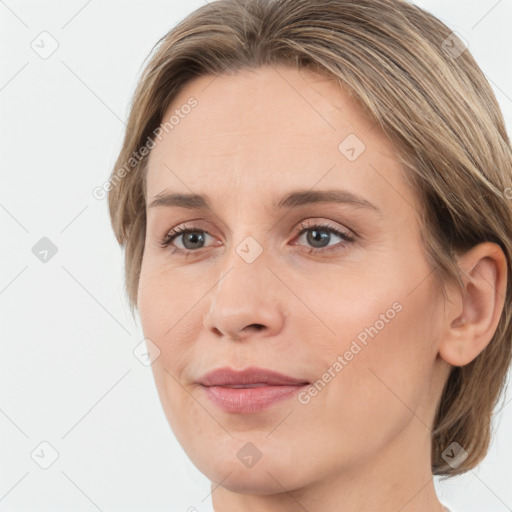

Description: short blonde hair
[108,0,512,476]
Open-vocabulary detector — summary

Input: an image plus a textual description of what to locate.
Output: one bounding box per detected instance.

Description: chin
[208,463,304,495]
[185,438,310,495]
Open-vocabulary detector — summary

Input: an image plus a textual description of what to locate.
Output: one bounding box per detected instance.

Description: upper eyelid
[166,218,350,236]
[164,220,354,246]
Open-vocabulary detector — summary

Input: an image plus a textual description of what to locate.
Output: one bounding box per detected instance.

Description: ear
[438,242,508,367]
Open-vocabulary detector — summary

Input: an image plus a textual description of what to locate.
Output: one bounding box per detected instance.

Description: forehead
[145,65,412,213]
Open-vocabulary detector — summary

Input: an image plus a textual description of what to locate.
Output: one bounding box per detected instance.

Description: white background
[0,1,511,511]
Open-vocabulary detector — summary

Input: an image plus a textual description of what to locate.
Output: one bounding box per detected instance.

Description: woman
[107,0,512,510]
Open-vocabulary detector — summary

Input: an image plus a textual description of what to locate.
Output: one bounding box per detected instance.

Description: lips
[197,366,309,387]
[197,366,310,413]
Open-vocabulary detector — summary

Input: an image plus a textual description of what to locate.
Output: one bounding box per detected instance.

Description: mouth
[219,383,271,388]
[197,366,310,413]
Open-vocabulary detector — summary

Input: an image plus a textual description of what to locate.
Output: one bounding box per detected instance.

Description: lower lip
[201,384,308,413]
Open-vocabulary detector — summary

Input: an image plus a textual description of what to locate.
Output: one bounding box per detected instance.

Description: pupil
[184,232,204,249]
[307,229,329,247]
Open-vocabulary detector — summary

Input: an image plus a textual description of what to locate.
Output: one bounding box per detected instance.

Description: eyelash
[159,221,355,255]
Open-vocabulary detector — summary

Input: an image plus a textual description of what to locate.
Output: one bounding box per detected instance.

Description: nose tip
[203,254,286,342]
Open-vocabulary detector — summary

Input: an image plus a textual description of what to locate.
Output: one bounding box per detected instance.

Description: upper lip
[198,366,310,387]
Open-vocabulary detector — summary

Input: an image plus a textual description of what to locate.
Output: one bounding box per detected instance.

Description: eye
[159,225,215,252]
[293,221,355,253]
[159,220,355,255]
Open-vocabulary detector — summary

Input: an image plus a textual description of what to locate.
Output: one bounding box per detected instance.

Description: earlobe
[438,242,507,367]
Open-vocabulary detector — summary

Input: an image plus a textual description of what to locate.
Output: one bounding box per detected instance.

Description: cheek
[138,258,200,337]
[138,269,203,438]
[297,255,437,394]
[309,276,438,437]
[137,264,201,386]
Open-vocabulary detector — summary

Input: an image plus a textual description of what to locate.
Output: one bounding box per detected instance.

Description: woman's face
[138,65,450,495]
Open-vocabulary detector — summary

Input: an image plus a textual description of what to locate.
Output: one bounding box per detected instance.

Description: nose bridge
[204,235,284,340]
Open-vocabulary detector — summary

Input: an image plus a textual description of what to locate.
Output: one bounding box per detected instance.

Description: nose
[203,247,286,342]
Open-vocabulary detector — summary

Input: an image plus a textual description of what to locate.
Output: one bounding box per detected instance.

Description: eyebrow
[148,189,380,213]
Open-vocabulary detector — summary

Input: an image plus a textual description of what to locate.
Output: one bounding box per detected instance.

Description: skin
[137,65,507,512]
